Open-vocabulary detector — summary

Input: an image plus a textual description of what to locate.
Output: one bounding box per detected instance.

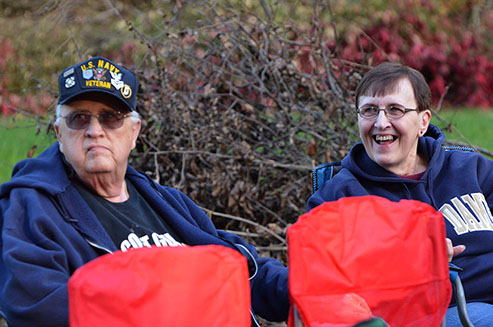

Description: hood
[342,123,446,182]
[0,142,70,198]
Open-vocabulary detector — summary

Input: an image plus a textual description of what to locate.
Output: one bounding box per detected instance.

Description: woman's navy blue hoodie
[0,142,289,326]
[308,124,493,307]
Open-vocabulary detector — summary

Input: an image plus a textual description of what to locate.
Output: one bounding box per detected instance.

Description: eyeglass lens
[359,106,407,119]
[65,112,125,130]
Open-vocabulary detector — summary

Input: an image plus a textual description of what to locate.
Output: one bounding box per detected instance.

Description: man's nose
[85,116,105,135]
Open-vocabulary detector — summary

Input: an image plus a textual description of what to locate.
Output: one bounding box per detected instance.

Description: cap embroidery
[93,67,107,81]
[65,76,76,88]
[109,70,124,90]
[63,68,74,78]
[82,69,94,80]
[121,85,132,98]
[85,80,111,89]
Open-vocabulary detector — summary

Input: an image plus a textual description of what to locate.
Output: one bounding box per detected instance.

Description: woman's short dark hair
[355,62,431,112]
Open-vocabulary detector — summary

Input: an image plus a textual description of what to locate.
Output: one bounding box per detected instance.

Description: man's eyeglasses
[61,111,134,130]
[357,105,418,120]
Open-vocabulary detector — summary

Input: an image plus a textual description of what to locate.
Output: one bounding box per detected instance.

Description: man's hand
[446,238,466,262]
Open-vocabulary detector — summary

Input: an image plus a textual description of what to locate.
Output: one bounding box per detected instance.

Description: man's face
[55,95,141,179]
[357,78,431,175]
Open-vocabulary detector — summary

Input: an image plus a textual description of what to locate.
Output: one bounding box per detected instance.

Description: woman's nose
[374,110,391,129]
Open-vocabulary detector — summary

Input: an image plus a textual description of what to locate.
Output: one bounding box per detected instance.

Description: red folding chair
[69,245,251,327]
[288,195,452,327]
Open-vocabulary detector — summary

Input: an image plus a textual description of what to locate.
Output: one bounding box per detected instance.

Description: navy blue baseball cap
[58,56,138,112]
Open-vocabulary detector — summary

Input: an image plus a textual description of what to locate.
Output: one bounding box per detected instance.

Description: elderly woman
[307,62,493,327]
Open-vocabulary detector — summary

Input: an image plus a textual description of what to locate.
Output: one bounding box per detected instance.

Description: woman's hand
[446,238,466,262]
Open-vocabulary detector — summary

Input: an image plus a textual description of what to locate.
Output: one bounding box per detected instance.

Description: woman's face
[357,78,431,176]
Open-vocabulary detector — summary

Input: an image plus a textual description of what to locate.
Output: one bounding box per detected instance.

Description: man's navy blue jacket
[308,124,493,308]
[0,142,289,326]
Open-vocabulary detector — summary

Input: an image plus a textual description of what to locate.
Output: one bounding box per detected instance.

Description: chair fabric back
[68,245,251,327]
[287,195,452,327]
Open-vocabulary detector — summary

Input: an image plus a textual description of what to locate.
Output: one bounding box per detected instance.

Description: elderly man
[0,57,289,326]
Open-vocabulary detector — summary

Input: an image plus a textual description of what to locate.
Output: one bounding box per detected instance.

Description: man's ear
[131,119,141,150]
[54,122,65,153]
[54,123,61,141]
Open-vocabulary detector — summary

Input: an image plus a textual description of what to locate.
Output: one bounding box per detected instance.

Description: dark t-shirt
[73,177,185,251]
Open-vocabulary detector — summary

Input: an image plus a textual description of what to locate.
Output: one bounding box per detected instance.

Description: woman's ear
[419,110,432,136]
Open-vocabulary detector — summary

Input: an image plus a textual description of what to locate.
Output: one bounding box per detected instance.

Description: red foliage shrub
[0,38,15,115]
[331,3,493,108]
[0,37,53,117]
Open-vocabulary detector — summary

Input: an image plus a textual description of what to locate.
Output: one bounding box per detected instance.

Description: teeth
[375,135,394,142]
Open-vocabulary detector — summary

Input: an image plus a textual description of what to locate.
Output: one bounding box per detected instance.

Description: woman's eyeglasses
[61,111,134,130]
[357,105,418,120]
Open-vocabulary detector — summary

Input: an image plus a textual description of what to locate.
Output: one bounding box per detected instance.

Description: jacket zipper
[85,238,113,254]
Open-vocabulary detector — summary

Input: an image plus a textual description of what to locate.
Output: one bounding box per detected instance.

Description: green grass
[431,108,493,155]
[1,108,492,184]
[0,117,56,184]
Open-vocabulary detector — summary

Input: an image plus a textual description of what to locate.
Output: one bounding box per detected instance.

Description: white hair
[55,103,140,126]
